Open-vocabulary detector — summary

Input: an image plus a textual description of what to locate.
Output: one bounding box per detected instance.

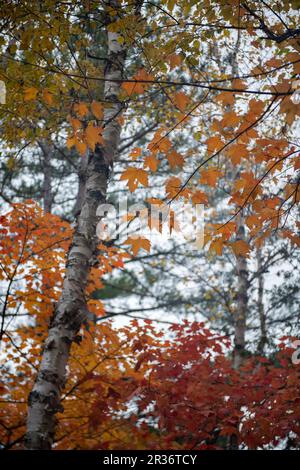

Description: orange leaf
[144,154,159,172]
[130,147,142,160]
[209,239,224,256]
[206,136,224,153]
[231,240,250,257]
[191,190,208,205]
[199,167,223,187]
[227,144,248,165]
[66,135,76,149]
[42,89,53,105]
[221,111,240,128]
[122,69,154,96]
[215,91,234,106]
[75,139,87,156]
[24,87,38,101]
[173,91,189,112]
[165,176,181,199]
[74,102,89,117]
[85,123,104,151]
[168,53,182,69]
[120,167,148,192]
[167,150,184,168]
[91,101,103,120]
[124,237,151,256]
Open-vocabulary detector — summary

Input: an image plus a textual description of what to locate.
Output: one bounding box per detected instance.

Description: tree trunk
[25,1,128,449]
[73,150,88,218]
[38,141,52,214]
[233,213,249,369]
[257,246,267,354]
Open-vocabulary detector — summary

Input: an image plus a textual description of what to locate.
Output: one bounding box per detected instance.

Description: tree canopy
[0,0,299,451]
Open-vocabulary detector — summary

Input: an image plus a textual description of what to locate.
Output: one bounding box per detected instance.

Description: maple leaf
[215,91,235,106]
[227,144,248,165]
[209,239,224,256]
[42,89,53,105]
[165,176,181,199]
[85,123,104,151]
[74,102,89,117]
[66,135,87,156]
[168,53,182,69]
[120,167,148,192]
[199,167,223,187]
[130,147,142,160]
[206,136,224,153]
[75,140,88,156]
[144,154,158,172]
[122,69,154,96]
[24,87,38,101]
[66,135,76,149]
[167,150,184,168]
[69,117,82,131]
[91,101,103,120]
[158,137,172,154]
[191,190,208,205]
[173,91,189,112]
[124,236,151,256]
[221,111,240,128]
[231,240,250,257]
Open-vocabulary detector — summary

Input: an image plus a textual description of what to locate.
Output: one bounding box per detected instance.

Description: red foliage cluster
[90,322,300,450]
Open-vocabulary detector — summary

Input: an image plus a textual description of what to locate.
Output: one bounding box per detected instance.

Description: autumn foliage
[0,203,299,450]
[0,0,300,452]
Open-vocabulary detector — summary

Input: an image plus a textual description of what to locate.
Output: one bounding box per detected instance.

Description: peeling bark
[73,150,88,218]
[25,1,129,450]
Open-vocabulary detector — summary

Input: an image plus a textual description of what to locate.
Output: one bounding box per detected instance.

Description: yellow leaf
[120,167,148,192]
[6,156,15,170]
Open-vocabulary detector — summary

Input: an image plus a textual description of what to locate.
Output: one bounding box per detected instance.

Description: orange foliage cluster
[1,203,300,450]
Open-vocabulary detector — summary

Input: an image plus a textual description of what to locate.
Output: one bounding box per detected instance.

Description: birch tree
[24,0,140,450]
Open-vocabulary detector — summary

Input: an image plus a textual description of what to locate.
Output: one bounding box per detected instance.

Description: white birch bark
[25,1,129,449]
